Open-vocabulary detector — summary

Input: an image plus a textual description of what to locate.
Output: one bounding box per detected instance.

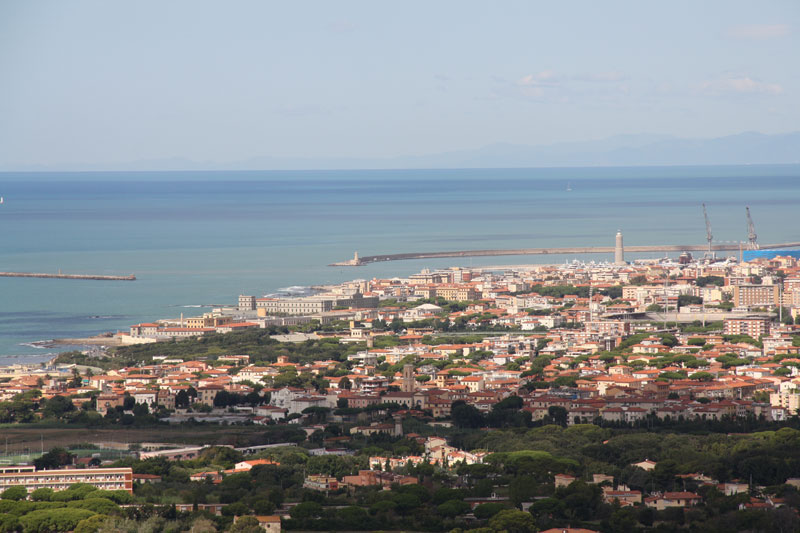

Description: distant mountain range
[5,131,800,172]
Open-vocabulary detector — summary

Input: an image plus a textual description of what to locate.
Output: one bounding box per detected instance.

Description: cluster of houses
[555,459,799,513]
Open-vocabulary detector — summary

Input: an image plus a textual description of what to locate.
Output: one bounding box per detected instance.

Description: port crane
[746,206,759,250]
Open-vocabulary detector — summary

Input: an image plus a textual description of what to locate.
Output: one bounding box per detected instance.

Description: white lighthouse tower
[614,231,625,265]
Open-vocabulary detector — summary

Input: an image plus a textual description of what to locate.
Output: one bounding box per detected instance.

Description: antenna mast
[746,206,759,250]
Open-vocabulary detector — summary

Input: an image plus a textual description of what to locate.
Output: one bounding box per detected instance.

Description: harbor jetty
[330,241,800,266]
[0,271,136,281]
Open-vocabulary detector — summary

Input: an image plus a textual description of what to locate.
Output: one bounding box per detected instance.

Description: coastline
[45,333,125,348]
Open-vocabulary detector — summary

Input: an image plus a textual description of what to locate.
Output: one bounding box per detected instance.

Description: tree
[336,506,369,529]
[493,395,523,410]
[0,485,27,501]
[488,509,536,533]
[451,400,485,428]
[229,516,262,533]
[175,389,190,408]
[290,501,322,520]
[473,502,507,520]
[188,517,217,533]
[34,447,75,470]
[548,406,568,427]
[392,492,422,516]
[339,376,352,390]
[122,394,135,411]
[18,508,96,533]
[509,475,540,507]
[222,502,249,517]
[437,499,470,518]
[40,395,75,420]
[74,515,109,533]
[69,368,82,388]
[30,488,54,501]
[68,497,120,515]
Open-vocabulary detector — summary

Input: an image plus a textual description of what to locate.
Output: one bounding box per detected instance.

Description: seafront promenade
[331,241,800,266]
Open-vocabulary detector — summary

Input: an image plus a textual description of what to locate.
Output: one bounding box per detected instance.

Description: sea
[0,164,798,364]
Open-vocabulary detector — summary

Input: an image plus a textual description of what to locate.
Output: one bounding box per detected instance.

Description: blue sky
[0,1,797,167]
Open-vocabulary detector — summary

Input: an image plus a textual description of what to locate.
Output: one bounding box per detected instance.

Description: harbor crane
[702,203,715,260]
[746,206,759,250]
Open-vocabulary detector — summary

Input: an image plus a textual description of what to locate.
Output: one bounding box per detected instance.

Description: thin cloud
[574,71,626,82]
[514,70,627,102]
[728,24,790,39]
[700,76,784,95]
[517,70,560,87]
[518,71,626,86]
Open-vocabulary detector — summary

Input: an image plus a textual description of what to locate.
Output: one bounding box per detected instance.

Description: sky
[0,1,797,168]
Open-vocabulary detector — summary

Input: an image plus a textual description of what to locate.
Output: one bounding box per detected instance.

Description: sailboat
[566,182,572,192]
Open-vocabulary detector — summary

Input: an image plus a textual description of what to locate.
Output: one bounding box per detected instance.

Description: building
[645,491,702,510]
[723,317,771,338]
[434,285,480,301]
[197,385,224,406]
[303,475,339,492]
[554,473,576,488]
[615,231,625,265]
[733,284,780,308]
[257,298,333,316]
[342,470,417,487]
[175,503,224,515]
[239,295,256,311]
[253,516,281,532]
[770,391,800,415]
[185,314,232,329]
[401,364,416,393]
[0,467,133,493]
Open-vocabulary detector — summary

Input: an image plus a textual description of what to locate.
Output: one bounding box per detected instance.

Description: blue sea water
[0,165,798,362]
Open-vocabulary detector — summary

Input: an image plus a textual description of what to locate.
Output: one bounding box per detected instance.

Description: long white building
[0,467,133,493]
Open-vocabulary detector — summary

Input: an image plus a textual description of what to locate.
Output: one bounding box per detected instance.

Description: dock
[0,271,136,281]
[330,241,800,266]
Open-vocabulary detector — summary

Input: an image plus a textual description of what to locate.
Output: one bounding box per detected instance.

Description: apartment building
[723,317,771,338]
[733,284,780,308]
[434,285,481,302]
[0,467,133,493]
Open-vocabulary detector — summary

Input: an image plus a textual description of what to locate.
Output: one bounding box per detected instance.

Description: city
[2,1,798,532]
[2,246,800,531]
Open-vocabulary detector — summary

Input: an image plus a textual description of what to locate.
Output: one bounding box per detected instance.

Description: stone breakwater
[0,271,136,281]
[330,241,800,266]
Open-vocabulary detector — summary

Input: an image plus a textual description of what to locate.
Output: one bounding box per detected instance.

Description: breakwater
[330,241,800,266]
[0,272,136,281]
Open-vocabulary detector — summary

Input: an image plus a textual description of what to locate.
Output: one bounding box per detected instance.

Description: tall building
[615,231,625,265]
[732,284,780,308]
[401,364,416,393]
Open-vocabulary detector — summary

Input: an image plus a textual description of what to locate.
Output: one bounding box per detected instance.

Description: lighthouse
[615,231,625,265]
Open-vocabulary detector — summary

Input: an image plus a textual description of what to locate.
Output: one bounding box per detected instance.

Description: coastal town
[2,251,800,531]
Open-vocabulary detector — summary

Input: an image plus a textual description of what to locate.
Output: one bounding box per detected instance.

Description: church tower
[401,364,415,392]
